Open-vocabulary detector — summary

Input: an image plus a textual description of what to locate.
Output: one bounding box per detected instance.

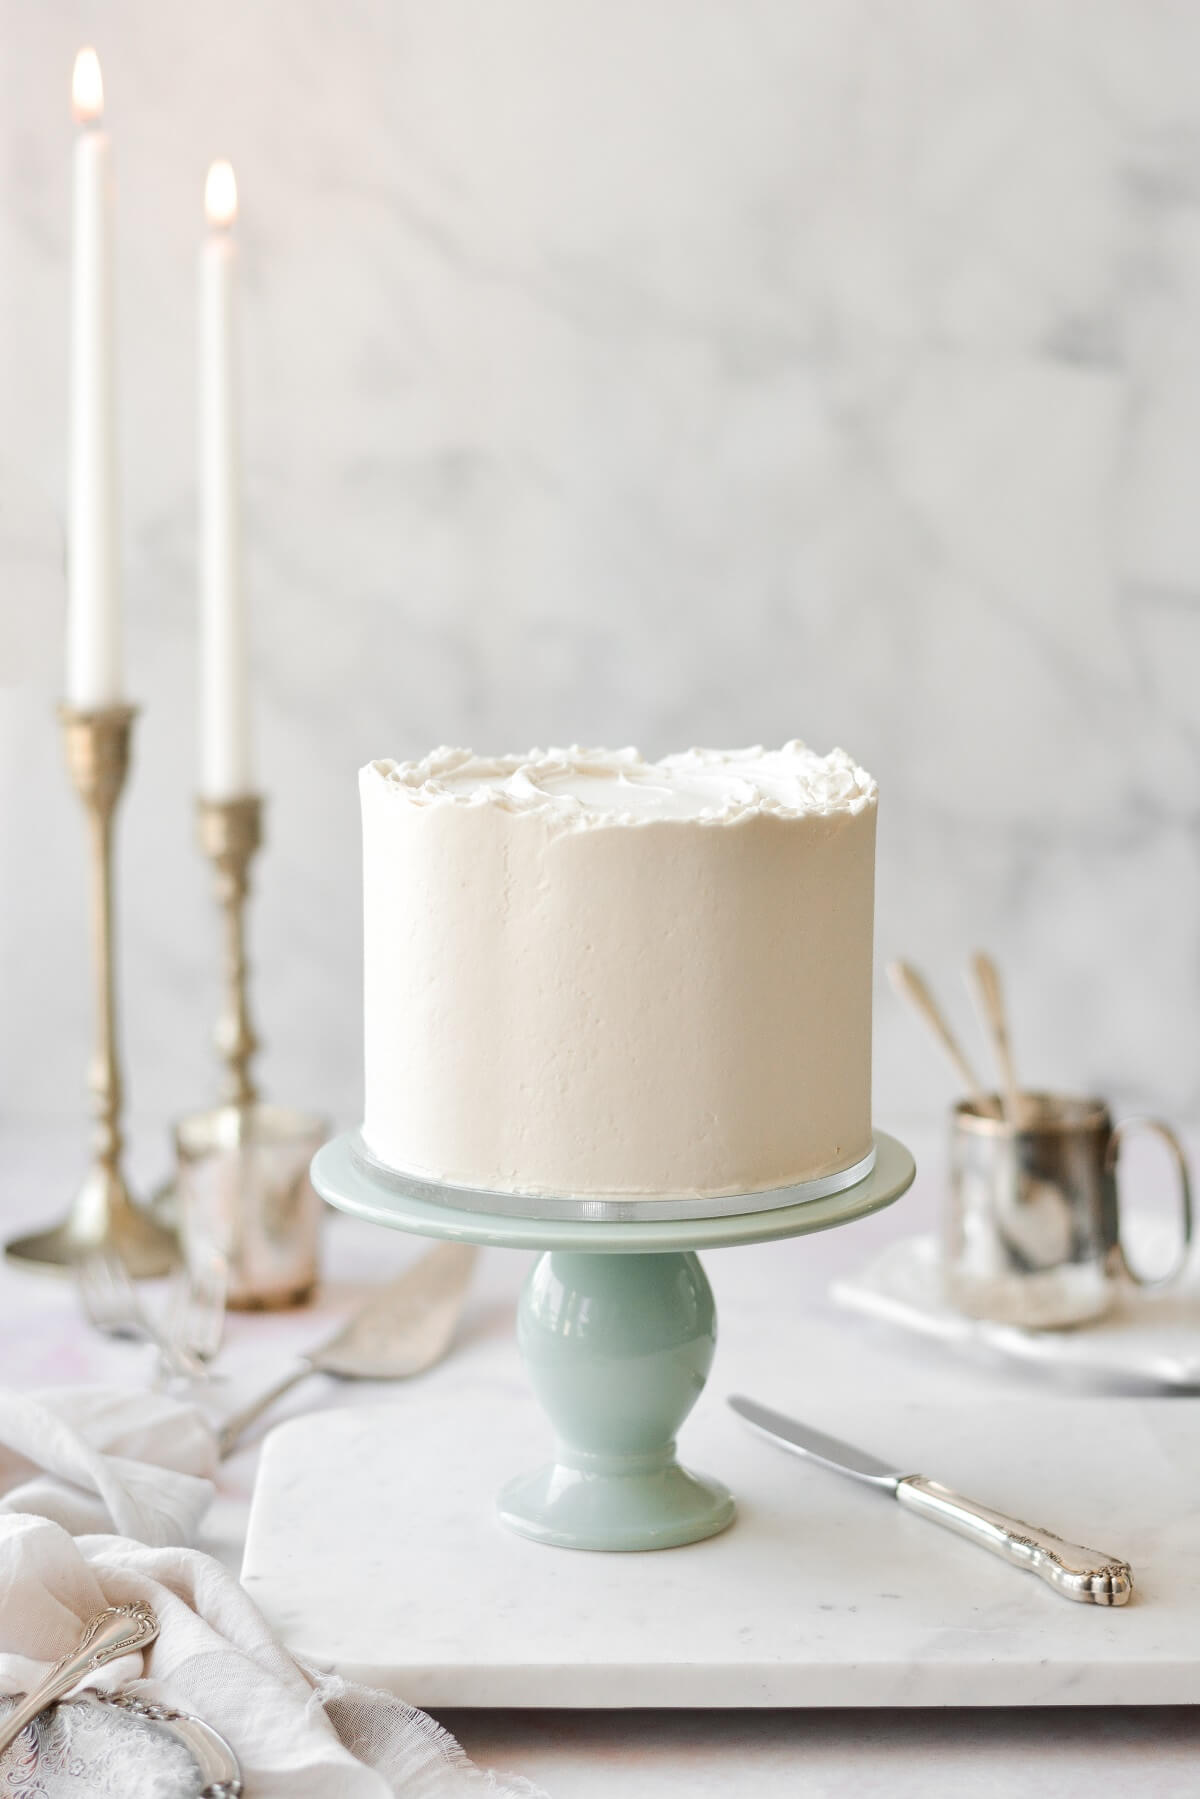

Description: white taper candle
[66,47,122,708]
[199,159,252,798]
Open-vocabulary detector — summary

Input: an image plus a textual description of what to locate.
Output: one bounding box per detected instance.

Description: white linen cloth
[0,1387,217,1545]
[0,1386,545,1797]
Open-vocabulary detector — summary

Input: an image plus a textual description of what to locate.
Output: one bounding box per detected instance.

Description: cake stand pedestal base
[311,1131,915,1553]
[499,1249,734,1550]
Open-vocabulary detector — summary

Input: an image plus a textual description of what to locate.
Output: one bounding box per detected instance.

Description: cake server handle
[896,1477,1133,1605]
[217,1363,314,1458]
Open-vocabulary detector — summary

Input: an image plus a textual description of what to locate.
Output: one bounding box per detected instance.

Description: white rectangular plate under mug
[832,1220,1200,1391]
[241,1391,1200,1708]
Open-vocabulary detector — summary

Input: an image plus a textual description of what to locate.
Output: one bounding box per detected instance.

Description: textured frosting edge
[361,742,878,826]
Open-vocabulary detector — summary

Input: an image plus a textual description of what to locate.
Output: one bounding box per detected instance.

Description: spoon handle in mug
[968,951,1023,1125]
[888,961,991,1107]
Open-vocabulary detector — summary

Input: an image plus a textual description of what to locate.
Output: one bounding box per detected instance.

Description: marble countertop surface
[243,1391,1199,1707]
[2,1121,1198,1794]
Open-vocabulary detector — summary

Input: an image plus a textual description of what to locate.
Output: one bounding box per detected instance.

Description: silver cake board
[349,1134,879,1224]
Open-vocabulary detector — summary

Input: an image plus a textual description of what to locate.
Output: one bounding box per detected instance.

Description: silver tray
[0,1690,240,1798]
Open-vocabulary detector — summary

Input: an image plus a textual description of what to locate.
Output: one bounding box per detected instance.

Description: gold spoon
[887,960,997,1115]
[968,950,1024,1126]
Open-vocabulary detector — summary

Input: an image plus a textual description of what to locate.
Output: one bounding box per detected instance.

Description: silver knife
[729,1395,1132,1606]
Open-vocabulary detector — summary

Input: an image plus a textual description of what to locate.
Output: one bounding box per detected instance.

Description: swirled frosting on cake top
[367,741,876,826]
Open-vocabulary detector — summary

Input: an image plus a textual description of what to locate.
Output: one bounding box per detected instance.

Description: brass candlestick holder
[6,705,177,1275]
[196,794,263,1108]
[180,794,324,1310]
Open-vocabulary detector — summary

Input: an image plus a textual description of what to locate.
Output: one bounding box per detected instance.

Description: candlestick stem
[197,795,263,1107]
[5,706,176,1275]
[86,771,122,1169]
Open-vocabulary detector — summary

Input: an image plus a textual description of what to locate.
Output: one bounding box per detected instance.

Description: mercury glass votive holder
[174,1103,327,1311]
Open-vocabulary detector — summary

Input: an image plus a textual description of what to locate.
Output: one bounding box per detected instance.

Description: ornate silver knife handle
[896,1477,1133,1605]
[0,1603,159,1757]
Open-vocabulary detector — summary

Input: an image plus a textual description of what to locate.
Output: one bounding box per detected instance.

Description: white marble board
[241,1388,1199,1708]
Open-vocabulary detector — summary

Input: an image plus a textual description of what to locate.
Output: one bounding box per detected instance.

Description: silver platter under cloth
[349,1133,878,1225]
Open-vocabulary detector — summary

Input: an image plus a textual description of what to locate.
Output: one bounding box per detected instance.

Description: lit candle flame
[72,47,104,125]
[205,160,238,230]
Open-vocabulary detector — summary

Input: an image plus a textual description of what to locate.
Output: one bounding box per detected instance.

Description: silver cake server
[216,1240,478,1456]
[729,1395,1132,1606]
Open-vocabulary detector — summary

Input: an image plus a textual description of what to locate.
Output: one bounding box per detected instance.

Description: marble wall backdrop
[2,1,1198,1157]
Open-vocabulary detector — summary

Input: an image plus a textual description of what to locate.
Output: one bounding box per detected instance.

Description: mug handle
[1106,1117,1194,1288]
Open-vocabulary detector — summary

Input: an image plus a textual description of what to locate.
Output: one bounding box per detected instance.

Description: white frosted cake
[360,743,877,1199]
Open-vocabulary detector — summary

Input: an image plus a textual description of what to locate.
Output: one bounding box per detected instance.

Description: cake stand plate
[311,1130,914,1551]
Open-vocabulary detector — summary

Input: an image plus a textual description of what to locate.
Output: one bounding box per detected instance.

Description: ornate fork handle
[0,1603,159,1757]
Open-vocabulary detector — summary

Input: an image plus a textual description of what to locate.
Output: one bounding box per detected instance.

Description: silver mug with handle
[945,1092,1193,1328]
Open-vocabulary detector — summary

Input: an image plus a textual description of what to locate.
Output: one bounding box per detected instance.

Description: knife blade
[728,1394,1133,1606]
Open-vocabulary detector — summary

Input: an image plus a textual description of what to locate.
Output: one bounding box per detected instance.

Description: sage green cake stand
[311,1130,915,1553]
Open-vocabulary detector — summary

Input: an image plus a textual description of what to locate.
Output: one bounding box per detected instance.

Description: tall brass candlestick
[6,706,176,1274]
[197,794,263,1106]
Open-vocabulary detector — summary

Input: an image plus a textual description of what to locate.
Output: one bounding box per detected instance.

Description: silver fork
[75,1248,209,1383]
[165,1251,228,1367]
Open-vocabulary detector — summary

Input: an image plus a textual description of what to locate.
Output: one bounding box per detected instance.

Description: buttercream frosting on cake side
[361,742,877,1199]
